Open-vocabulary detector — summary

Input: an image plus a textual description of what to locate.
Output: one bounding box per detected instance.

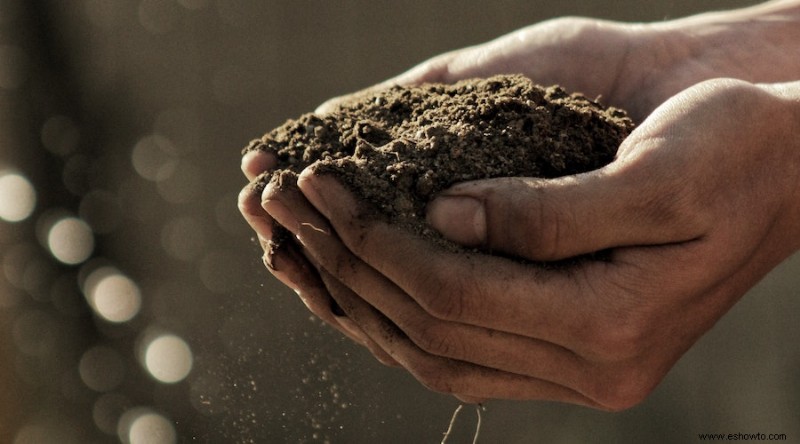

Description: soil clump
[244,74,634,255]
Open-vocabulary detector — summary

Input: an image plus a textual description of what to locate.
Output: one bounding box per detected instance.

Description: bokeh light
[0,171,36,222]
[83,266,142,323]
[131,135,178,182]
[40,115,80,157]
[45,216,94,265]
[143,333,193,384]
[93,393,132,435]
[79,346,126,392]
[155,160,203,204]
[118,408,176,444]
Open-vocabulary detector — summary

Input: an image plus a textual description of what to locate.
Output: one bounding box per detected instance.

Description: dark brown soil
[244,74,633,255]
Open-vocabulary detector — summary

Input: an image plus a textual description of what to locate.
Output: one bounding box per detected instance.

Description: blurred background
[1,0,798,442]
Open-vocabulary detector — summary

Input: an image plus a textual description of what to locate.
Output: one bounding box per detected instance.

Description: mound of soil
[244,74,633,254]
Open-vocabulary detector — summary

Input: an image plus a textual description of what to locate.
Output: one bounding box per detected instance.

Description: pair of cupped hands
[239,16,800,410]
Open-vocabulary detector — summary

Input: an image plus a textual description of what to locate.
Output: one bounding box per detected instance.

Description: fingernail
[262,194,298,234]
[241,149,275,180]
[297,169,328,216]
[426,196,486,247]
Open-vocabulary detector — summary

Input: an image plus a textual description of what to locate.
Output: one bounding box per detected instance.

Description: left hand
[257,79,800,409]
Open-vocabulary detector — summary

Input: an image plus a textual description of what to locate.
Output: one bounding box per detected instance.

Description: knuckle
[583,313,649,362]
[423,291,466,322]
[524,193,570,260]
[407,320,462,358]
[494,181,568,261]
[591,367,657,412]
[335,214,371,256]
[409,361,457,395]
[330,253,359,282]
[413,263,469,322]
[636,173,710,238]
[237,184,260,215]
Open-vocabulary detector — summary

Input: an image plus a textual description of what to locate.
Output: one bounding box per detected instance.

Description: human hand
[261,78,800,409]
[316,2,800,122]
[239,2,800,406]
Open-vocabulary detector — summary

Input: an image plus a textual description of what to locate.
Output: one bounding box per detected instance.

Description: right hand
[317,5,800,122]
[239,3,800,398]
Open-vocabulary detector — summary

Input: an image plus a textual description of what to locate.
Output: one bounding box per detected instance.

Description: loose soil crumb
[244,74,633,255]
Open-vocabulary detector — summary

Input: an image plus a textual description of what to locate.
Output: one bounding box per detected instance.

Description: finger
[297,171,600,346]
[424,141,709,261]
[281,173,672,407]
[266,179,596,391]
[241,148,277,182]
[317,267,600,406]
[238,174,276,240]
[267,230,399,367]
[261,180,401,367]
[241,169,398,366]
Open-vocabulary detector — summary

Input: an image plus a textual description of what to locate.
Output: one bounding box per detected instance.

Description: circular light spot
[155,161,202,204]
[119,408,176,444]
[46,217,94,265]
[2,243,38,289]
[143,334,193,383]
[189,373,223,416]
[0,172,36,222]
[79,346,125,392]
[131,135,178,182]
[93,393,131,435]
[161,216,205,261]
[85,267,142,323]
[41,115,80,157]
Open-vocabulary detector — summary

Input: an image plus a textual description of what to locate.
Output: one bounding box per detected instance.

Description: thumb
[425,165,703,261]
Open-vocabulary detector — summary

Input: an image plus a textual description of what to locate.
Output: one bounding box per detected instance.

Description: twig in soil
[299,222,330,235]
[441,404,483,444]
[440,404,463,444]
